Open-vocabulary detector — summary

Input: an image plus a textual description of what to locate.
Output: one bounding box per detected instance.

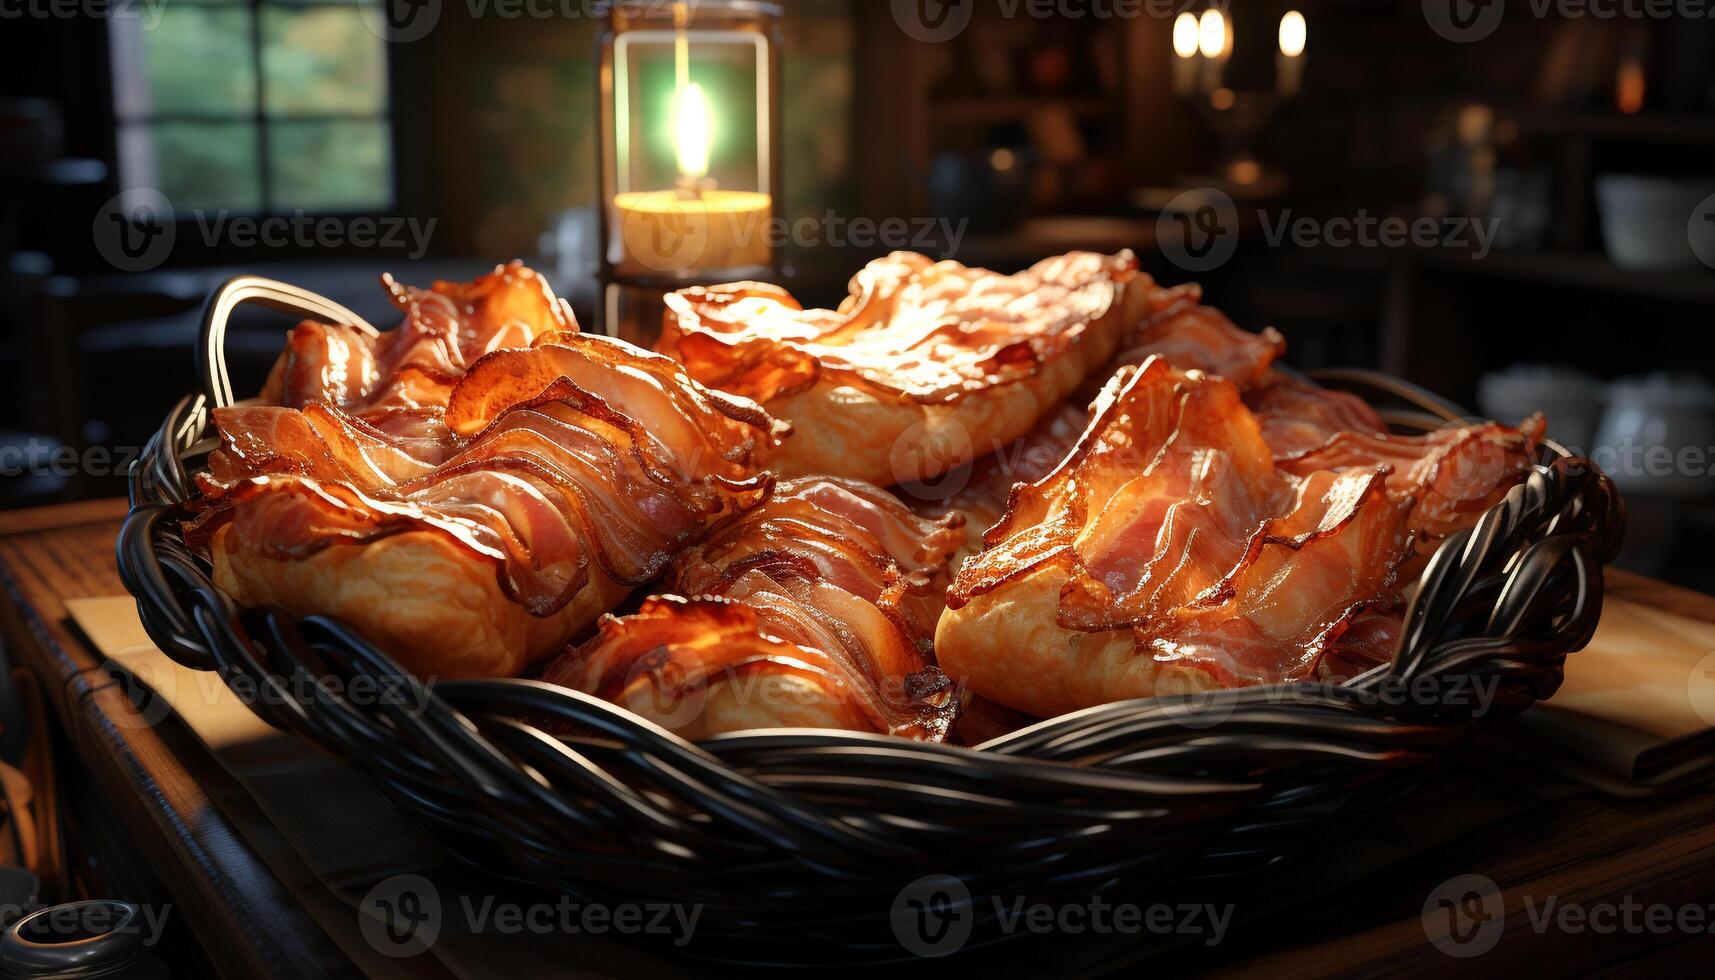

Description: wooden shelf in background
[1407,249,1715,307]
[1514,110,1715,147]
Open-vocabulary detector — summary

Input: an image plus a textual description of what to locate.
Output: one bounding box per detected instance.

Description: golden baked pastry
[541,477,964,739]
[936,359,1418,717]
[657,251,1148,487]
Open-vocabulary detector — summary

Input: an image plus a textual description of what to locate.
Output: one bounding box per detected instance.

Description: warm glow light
[1279,11,1306,58]
[1617,57,1646,114]
[1197,9,1227,59]
[990,148,1017,172]
[1210,87,1236,110]
[1173,12,1200,58]
[674,81,712,180]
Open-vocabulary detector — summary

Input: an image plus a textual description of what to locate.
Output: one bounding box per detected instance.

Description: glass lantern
[596,0,782,342]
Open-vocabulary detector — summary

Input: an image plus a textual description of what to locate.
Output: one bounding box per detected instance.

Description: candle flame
[674,82,712,181]
[1173,13,1199,58]
[1198,9,1227,59]
[1279,11,1306,58]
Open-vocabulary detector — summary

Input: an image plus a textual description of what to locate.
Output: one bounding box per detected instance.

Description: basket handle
[197,275,378,410]
[1304,367,1470,423]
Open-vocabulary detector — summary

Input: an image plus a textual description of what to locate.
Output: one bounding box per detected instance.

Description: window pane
[119,122,263,212]
[267,120,392,211]
[113,7,257,118]
[262,5,388,116]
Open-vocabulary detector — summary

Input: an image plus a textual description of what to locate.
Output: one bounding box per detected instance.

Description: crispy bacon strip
[542,477,964,740]
[1110,279,1285,390]
[1140,468,1411,686]
[194,333,783,618]
[1244,368,1390,460]
[1276,414,1545,563]
[661,251,1139,404]
[261,261,576,418]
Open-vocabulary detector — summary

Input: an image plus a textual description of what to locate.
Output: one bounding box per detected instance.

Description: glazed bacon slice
[1276,414,1545,562]
[542,477,964,740]
[1139,467,1412,686]
[1109,279,1286,390]
[940,358,1417,708]
[1244,368,1390,460]
[260,261,576,418]
[195,333,783,646]
[657,251,1144,485]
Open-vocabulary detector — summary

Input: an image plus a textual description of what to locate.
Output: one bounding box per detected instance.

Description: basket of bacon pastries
[118,255,1621,963]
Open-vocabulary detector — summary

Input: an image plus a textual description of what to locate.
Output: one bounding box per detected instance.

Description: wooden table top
[2,499,1713,977]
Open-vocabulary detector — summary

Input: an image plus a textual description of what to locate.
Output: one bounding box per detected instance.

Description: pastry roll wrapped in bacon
[658,251,1148,487]
[541,477,964,740]
[936,359,1418,717]
[194,327,784,680]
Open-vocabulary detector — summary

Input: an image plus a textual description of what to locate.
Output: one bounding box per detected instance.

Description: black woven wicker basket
[115,278,1624,965]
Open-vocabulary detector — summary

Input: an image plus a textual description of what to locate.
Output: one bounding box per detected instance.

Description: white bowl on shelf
[1594,175,1715,272]
[1592,373,1715,500]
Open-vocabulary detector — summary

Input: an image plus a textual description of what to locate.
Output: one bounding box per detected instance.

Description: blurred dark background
[2,0,1714,587]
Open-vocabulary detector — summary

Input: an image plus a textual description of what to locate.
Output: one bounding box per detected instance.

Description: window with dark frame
[108,0,394,215]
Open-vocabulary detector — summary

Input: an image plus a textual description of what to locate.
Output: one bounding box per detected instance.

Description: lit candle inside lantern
[1277,10,1307,99]
[1198,8,1230,94]
[1172,12,1200,97]
[613,52,772,276]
